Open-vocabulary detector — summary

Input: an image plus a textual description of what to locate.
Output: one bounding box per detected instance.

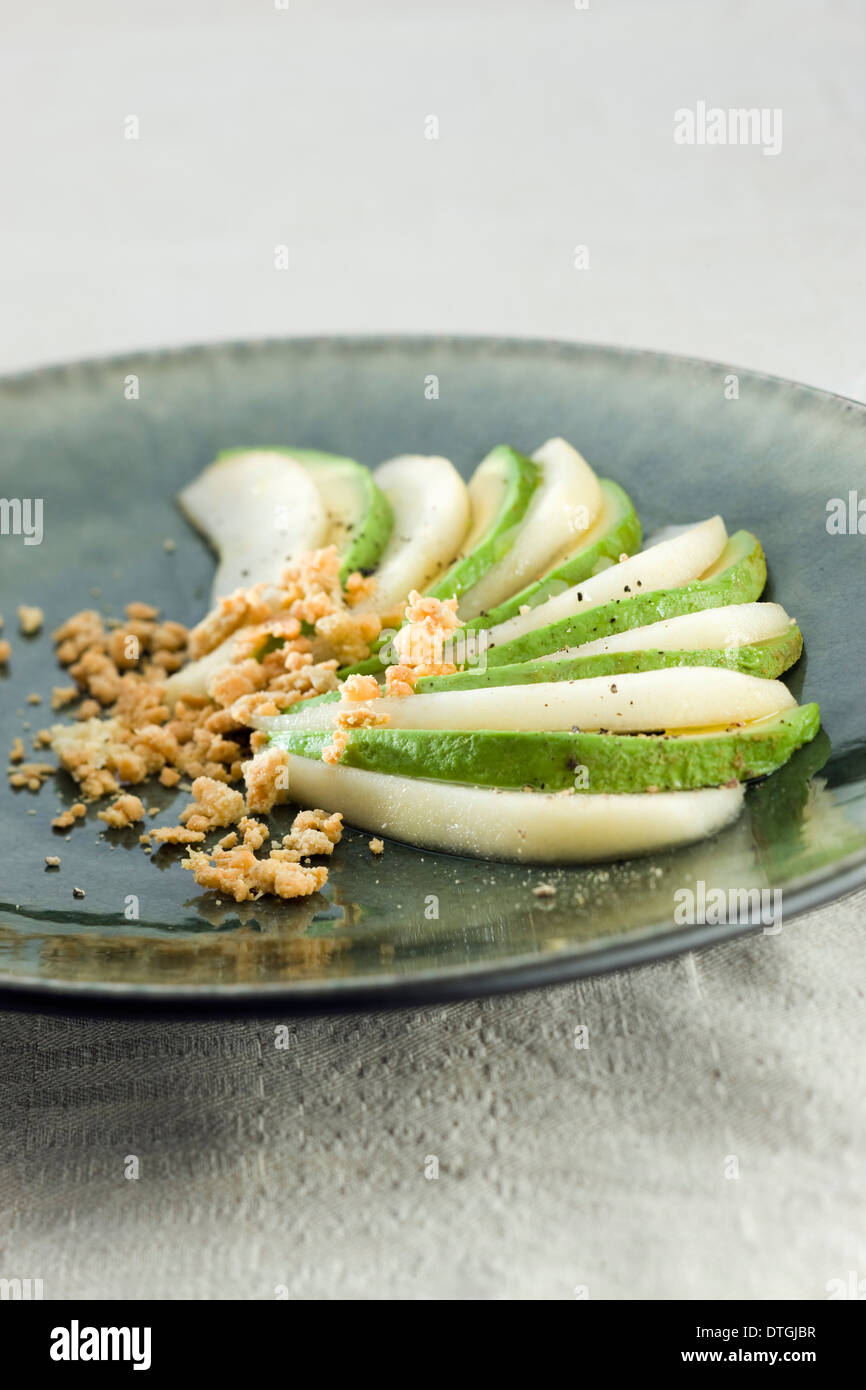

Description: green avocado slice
[268,704,820,794]
[482,529,766,668]
[217,447,393,583]
[335,445,539,678]
[416,627,803,693]
[466,478,641,628]
[275,626,801,717]
[426,446,541,603]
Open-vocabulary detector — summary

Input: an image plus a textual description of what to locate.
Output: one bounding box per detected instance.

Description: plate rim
[1,857,865,1010]
[2,330,865,416]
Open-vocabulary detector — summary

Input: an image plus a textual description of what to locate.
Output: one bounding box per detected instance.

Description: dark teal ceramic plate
[1,338,864,1006]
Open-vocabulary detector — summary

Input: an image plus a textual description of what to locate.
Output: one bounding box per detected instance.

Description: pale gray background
[1,0,864,1300]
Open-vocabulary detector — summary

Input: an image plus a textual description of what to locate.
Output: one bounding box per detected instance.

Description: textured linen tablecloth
[3,895,865,1301]
[1,0,864,1300]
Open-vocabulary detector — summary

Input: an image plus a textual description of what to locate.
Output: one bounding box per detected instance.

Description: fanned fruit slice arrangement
[179,439,819,864]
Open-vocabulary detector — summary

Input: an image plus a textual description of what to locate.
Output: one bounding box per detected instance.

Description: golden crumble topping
[178,776,246,832]
[243,745,290,814]
[388,590,462,681]
[321,730,350,766]
[322,672,389,765]
[181,806,341,902]
[8,761,56,792]
[228,692,282,723]
[187,546,380,670]
[18,604,44,636]
[315,609,381,667]
[147,825,206,846]
[237,815,270,850]
[19,543,402,903]
[383,663,417,698]
[125,601,159,621]
[51,685,78,710]
[343,571,378,607]
[97,793,146,829]
[182,847,328,902]
[53,607,188,700]
[342,674,381,703]
[51,803,87,830]
[282,808,344,857]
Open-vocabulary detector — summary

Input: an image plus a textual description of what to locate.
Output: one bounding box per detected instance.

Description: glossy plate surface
[1,337,864,1005]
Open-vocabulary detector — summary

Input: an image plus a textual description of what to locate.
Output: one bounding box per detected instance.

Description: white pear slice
[260,752,744,862]
[487,515,727,647]
[462,451,518,554]
[351,455,470,616]
[547,602,794,659]
[457,438,604,619]
[178,451,329,601]
[639,522,700,549]
[265,666,796,735]
[279,448,393,577]
[163,629,245,706]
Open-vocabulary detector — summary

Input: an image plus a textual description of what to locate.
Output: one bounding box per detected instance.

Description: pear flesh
[266,666,796,735]
[268,448,394,580]
[552,602,794,658]
[457,438,604,619]
[475,477,641,629]
[178,450,329,602]
[350,454,471,616]
[487,514,728,648]
[260,749,745,863]
[426,446,540,604]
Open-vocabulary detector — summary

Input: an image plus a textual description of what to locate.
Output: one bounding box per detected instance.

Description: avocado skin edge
[463,478,642,629]
[269,703,821,793]
[338,478,395,581]
[484,530,767,668]
[417,627,802,693]
[266,625,801,720]
[339,530,766,680]
[337,446,539,677]
[428,446,541,603]
[217,446,395,583]
[338,475,641,678]
[283,448,395,582]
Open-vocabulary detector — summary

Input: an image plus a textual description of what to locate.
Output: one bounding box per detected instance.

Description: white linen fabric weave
[2,890,865,1300]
